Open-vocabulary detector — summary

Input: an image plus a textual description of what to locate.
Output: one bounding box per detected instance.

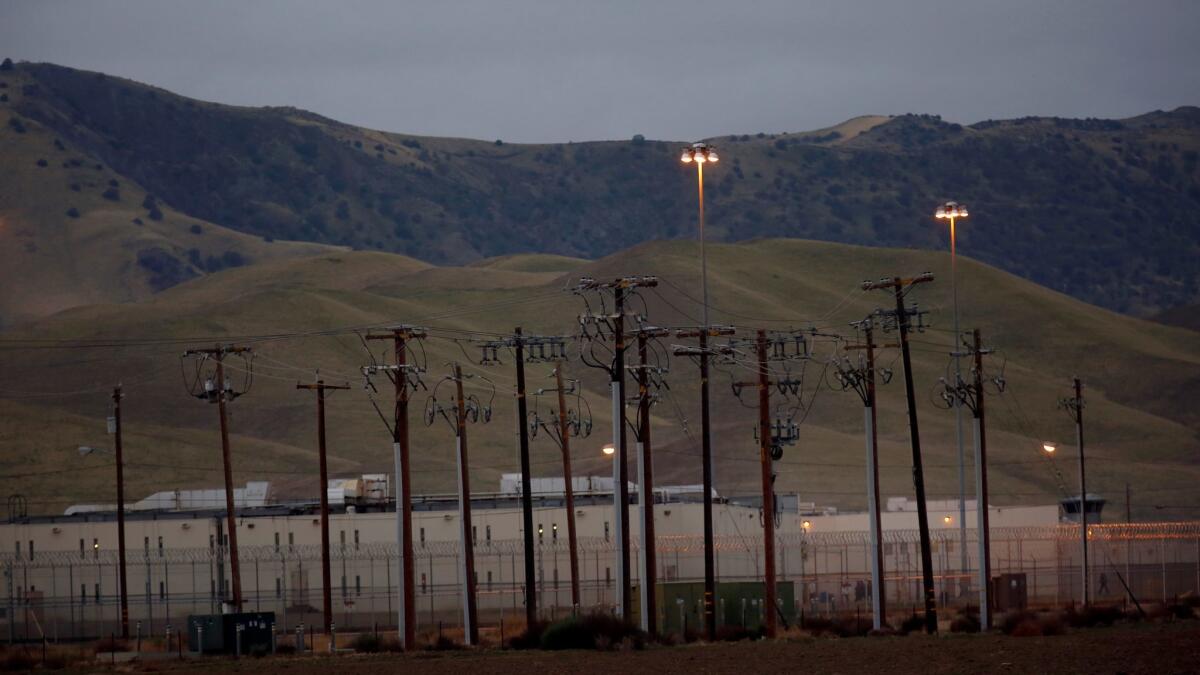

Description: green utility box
[635,581,795,635]
[187,612,275,654]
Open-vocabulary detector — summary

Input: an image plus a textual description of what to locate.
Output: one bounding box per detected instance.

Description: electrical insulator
[204,378,215,392]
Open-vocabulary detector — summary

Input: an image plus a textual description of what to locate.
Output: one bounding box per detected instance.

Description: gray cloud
[2,0,1197,142]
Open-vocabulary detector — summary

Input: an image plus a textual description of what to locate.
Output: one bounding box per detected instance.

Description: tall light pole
[935,201,969,595]
[680,141,721,640]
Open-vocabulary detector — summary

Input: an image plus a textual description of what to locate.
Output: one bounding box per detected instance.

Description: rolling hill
[1,60,1199,319]
[1,239,1197,521]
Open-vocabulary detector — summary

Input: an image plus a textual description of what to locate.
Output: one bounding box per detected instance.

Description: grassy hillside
[2,61,1198,315]
[0,63,341,325]
[1,239,1196,520]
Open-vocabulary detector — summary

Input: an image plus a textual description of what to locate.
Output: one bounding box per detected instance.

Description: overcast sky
[3,1,1198,143]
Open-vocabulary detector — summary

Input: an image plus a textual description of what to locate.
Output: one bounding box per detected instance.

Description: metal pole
[971,329,992,630]
[1075,377,1089,607]
[514,328,538,626]
[214,350,243,610]
[862,325,885,629]
[554,367,581,611]
[950,217,968,592]
[893,282,937,633]
[756,331,777,638]
[699,330,717,641]
[454,365,479,645]
[112,386,130,638]
[395,334,415,647]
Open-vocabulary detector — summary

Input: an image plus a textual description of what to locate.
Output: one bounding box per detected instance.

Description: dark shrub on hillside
[142,194,157,209]
[189,224,203,235]
[148,206,163,221]
[0,58,12,71]
[65,207,80,218]
[36,158,47,167]
[7,116,25,133]
[102,187,120,201]
[0,94,7,102]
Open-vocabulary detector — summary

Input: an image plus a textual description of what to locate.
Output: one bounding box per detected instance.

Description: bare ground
[67,622,1200,675]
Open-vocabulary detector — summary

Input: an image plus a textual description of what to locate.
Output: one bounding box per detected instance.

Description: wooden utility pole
[632,328,668,636]
[296,379,350,633]
[513,327,538,627]
[674,325,735,641]
[970,329,993,630]
[112,386,129,639]
[553,366,581,611]
[863,274,937,633]
[1061,377,1089,606]
[453,364,479,645]
[184,344,252,611]
[364,326,424,648]
[754,331,778,638]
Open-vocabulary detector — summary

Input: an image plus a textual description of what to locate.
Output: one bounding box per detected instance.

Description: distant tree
[189,224,203,235]
[142,194,157,210]
[148,206,164,221]
[65,207,80,218]
[102,187,120,201]
[494,139,504,146]
[0,58,12,71]
[631,134,646,146]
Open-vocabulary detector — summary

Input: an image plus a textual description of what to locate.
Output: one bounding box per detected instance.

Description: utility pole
[754,332,777,639]
[554,366,582,612]
[838,320,891,630]
[111,386,129,639]
[424,364,492,645]
[863,274,937,633]
[1060,377,1088,606]
[940,329,994,630]
[575,276,657,621]
[183,344,253,611]
[296,379,350,633]
[727,330,807,638]
[674,324,736,640]
[480,330,568,626]
[629,326,669,636]
[528,364,592,615]
[363,325,425,648]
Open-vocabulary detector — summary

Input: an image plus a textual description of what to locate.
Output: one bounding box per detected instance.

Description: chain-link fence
[3,522,1197,641]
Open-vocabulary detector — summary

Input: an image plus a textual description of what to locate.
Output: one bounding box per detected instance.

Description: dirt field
[79,621,1200,675]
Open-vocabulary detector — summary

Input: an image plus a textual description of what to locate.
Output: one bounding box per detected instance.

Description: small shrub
[1166,603,1196,620]
[898,613,925,635]
[189,224,203,235]
[538,613,645,651]
[379,637,403,652]
[36,158,47,167]
[69,183,80,192]
[108,179,119,187]
[0,94,7,102]
[832,616,872,637]
[65,207,80,218]
[425,635,462,651]
[349,632,383,653]
[148,206,163,221]
[132,217,143,225]
[800,615,835,635]
[494,139,503,146]
[1039,614,1066,636]
[950,606,981,633]
[1009,619,1043,637]
[102,187,120,201]
[1064,604,1122,628]
[506,620,545,649]
[7,116,25,133]
[274,643,295,655]
[999,610,1037,635]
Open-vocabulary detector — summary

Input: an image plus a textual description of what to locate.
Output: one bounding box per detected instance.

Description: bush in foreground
[537,612,645,651]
